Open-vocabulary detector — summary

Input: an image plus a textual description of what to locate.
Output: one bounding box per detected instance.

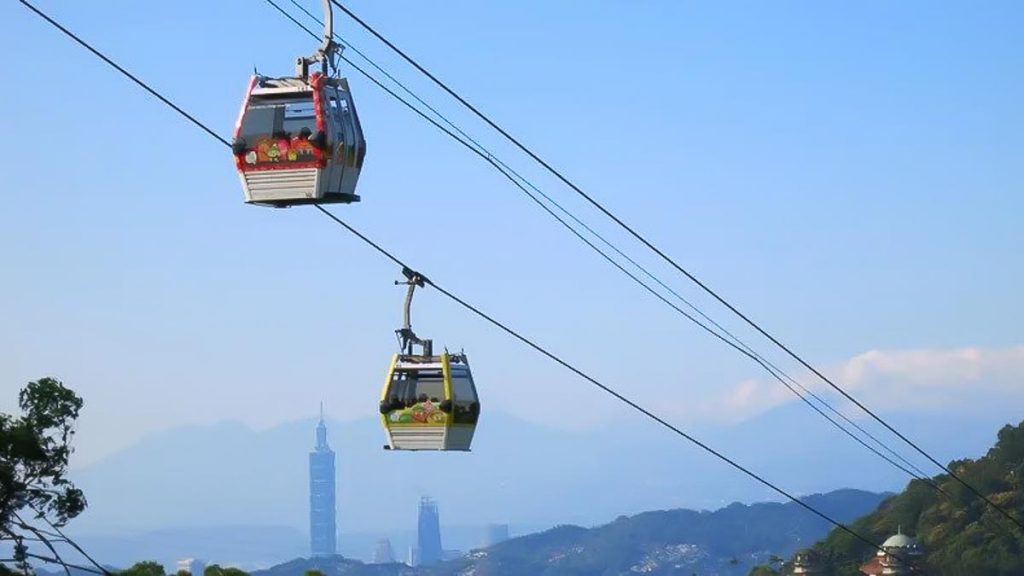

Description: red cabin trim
[233,76,259,171]
[309,72,328,168]
[235,74,330,174]
[234,76,259,139]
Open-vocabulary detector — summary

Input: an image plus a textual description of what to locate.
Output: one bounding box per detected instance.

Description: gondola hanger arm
[395,267,431,355]
[297,0,342,79]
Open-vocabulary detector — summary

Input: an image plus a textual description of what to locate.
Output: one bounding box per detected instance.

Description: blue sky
[2,0,1022,470]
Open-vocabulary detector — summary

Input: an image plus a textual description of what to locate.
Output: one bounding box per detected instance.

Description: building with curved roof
[860,527,924,575]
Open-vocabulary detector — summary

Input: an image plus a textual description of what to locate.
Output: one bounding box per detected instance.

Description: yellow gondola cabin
[380,352,479,450]
[379,268,480,451]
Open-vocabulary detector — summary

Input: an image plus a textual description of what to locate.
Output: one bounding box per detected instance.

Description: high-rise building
[373,539,396,564]
[309,405,336,557]
[417,496,443,566]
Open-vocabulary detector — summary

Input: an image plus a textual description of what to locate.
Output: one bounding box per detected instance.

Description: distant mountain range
[65,524,539,571]
[246,489,885,576]
[426,489,888,576]
[64,404,1017,567]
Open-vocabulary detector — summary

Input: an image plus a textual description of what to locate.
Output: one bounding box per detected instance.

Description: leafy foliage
[0,378,86,533]
[120,561,168,576]
[206,566,249,576]
[760,420,1024,576]
[116,562,252,576]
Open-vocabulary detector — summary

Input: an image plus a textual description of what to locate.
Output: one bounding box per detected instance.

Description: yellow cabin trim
[380,353,398,431]
[441,353,453,408]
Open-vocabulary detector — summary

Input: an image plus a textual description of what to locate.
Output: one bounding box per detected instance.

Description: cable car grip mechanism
[296,0,343,80]
[395,267,432,356]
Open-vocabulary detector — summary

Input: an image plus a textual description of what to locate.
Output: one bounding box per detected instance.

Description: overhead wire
[311,207,910,560]
[24,554,106,576]
[268,0,938,486]
[14,0,914,562]
[8,512,110,576]
[13,0,228,149]
[327,0,1024,532]
[31,512,110,576]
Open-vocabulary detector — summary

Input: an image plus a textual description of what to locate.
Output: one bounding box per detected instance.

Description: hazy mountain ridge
[68,526,307,571]
[428,489,886,576]
[69,406,1008,528]
[63,406,1017,567]
[66,524,540,571]
[246,489,885,576]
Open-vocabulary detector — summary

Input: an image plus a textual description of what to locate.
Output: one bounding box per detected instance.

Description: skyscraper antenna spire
[320,400,324,422]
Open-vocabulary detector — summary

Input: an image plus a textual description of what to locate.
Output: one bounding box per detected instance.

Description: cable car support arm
[396,267,432,356]
[296,0,340,79]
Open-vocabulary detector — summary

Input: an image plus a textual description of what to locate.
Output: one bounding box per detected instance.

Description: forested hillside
[759,420,1024,576]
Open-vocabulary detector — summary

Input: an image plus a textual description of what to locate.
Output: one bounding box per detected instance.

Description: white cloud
[696,377,792,424]
[696,345,1024,423]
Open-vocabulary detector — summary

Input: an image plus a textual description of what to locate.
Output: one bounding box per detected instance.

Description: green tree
[121,561,166,576]
[798,419,1024,575]
[0,378,86,533]
[205,565,248,576]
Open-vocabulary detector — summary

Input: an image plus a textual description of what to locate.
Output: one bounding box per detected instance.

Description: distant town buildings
[417,497,443,566]
[373,539,396,564]
[484,523,510,547]
[860,528,925,575]
[309,406,337,557]
[175,558,205,576]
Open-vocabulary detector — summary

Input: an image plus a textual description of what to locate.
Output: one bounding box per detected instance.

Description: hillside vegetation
[775,420,1024,576]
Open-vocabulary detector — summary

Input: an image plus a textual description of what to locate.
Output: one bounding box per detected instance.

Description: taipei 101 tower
[309,404,336,556]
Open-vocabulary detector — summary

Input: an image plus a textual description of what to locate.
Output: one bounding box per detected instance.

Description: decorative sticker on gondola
[252,136,318,165]
[387,400,448,426]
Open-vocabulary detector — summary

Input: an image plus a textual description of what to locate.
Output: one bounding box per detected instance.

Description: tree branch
[12,512,71,576]
[30,506,111,576]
